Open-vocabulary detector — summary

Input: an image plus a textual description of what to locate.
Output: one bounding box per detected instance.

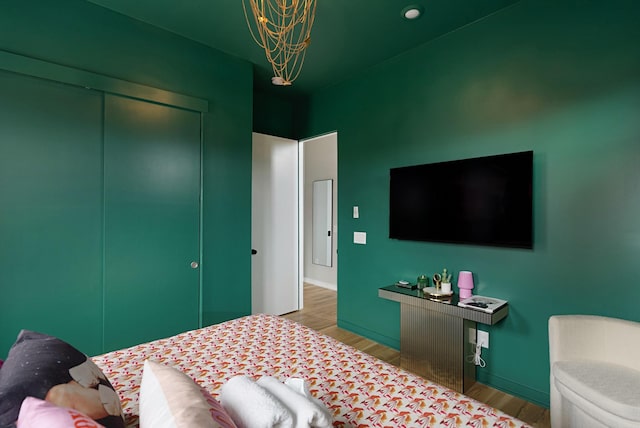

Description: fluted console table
[378,285,509,393]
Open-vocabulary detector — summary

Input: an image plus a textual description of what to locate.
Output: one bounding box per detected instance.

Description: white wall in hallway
[303,133,337,290]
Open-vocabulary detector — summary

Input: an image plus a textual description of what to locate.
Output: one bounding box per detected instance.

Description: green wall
[253,87,309,140]
[0,0,252,353]
[0,71,106,356]
[304,0,640,407]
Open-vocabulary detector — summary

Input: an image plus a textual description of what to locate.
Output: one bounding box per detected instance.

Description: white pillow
[139,360,236,428]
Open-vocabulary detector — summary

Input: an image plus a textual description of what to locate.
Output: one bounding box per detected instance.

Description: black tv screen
[389,151,533,248]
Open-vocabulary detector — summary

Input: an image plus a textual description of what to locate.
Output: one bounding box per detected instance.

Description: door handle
[190,261,199,269]
[251,249,258,255]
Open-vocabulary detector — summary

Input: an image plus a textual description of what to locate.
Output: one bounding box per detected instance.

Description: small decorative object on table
[440,268,452,293]
[395,280,416,289]
[417,275,428,288]
[457,270,474,299]
[433,268,451,291]
[422,286,453,299]
[432,273,441,289]
[423,268,454,299]
[457,295,507,313]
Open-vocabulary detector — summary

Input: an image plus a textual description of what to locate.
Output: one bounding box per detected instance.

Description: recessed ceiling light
[401,5,424,20]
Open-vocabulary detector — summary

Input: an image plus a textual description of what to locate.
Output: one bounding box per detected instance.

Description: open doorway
[251,132,337,316]
[302,132,338,291]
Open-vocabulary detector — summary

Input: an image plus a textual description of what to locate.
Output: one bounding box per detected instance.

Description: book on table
[457,295,508,313]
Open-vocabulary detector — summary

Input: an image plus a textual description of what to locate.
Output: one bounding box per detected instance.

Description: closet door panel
[103,94,200,351]
[0,70,103,355]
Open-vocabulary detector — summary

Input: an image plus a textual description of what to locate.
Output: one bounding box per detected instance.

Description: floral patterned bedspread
[92,314,530,428]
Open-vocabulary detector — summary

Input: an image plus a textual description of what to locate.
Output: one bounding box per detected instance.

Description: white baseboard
[303,277,337,291]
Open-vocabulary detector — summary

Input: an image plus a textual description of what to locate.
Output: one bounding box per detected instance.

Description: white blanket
[257,376,333,428]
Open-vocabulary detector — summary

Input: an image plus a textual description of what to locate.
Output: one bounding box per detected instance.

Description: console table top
[379,284,509,325]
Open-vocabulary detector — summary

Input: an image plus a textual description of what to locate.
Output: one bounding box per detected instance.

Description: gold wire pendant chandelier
[242,0,317,86]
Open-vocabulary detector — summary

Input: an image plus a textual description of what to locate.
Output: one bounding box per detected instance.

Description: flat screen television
[389,151,533,248]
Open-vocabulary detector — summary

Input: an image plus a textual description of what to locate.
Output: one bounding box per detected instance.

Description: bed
[91,314,530,427]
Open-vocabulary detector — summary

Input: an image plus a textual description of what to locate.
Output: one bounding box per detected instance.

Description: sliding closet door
[0,70,103,355]
[103,94,201,351]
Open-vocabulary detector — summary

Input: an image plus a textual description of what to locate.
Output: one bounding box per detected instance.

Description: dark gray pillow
[0,330,124,428]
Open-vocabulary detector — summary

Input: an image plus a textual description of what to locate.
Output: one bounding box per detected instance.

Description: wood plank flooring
[282,284,550,427]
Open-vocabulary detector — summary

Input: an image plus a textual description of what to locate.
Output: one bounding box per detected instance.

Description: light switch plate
[353,231,367,244]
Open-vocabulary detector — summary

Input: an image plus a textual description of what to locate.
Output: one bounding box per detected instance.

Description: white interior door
[251,133,299,315]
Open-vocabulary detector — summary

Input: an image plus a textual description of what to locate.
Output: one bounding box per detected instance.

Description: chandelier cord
[242,0,316,86]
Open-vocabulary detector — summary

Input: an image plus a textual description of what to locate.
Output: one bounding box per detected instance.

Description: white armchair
[549,315,640,428]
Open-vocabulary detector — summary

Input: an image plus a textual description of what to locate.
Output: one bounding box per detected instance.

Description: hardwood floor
[282,284,550,428]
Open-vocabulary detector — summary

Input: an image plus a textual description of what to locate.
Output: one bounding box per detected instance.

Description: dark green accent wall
[0,71,105,356]
[304,0,640,407]
[0,0,252,353]
[253,88,309,140]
